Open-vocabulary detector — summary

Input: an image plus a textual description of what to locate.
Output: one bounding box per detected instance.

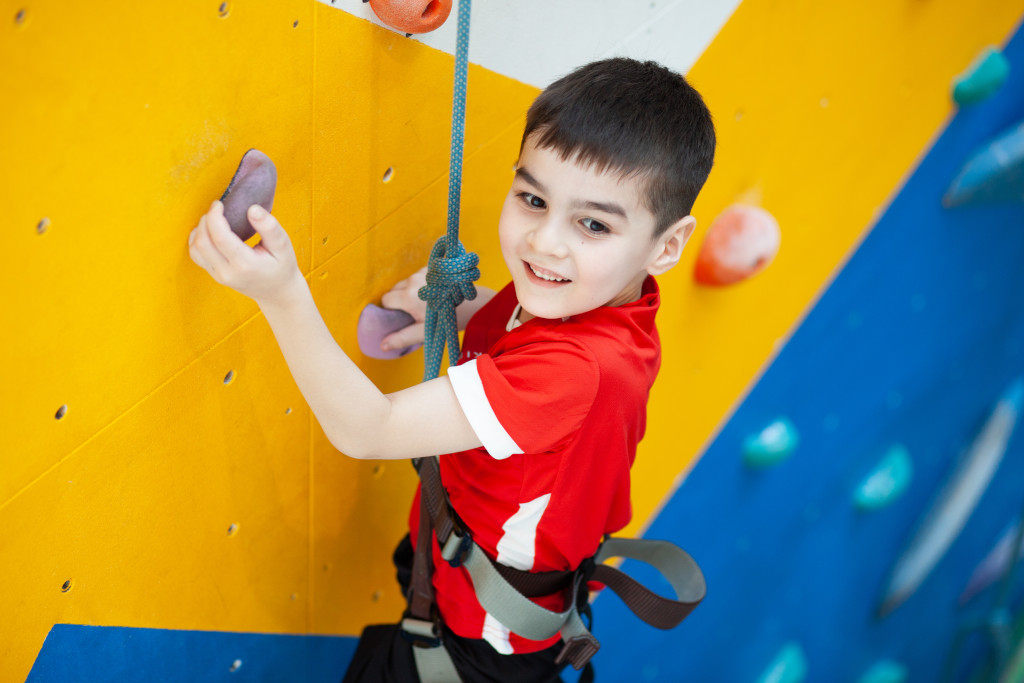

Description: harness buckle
[440,527,473,568]
[555,632,601,670]
[400,615,443,649]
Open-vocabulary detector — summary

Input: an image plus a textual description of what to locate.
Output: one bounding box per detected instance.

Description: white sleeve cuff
[447,359,523,460]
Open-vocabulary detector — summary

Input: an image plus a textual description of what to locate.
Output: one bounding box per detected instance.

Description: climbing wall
[3,0,1023,681]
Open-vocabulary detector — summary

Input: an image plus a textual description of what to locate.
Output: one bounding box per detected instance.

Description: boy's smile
[498,135,693,322]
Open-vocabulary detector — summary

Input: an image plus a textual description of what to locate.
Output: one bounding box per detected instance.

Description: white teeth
[528,263,569,282]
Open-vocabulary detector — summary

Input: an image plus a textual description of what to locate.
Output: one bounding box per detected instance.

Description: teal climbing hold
[853,444,913,510]
[743,418,799,468]
[855,660,908,683]
[756,642,808,683]
[952,47,1010,105]
[943,120,1024,208]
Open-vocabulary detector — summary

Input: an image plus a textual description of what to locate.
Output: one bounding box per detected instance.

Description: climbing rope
[418,0,479,382]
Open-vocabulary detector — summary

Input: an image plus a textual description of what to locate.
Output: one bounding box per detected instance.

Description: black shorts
[340,535,569,683]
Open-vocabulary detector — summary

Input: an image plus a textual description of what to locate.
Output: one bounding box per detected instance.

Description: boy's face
[498,135,693,321]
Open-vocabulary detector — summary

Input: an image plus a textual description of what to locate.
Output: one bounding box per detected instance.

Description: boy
[188,57,715,682]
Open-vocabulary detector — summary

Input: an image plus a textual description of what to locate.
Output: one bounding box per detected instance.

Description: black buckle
[400,614,443,649]
[441,527,473,568]
[555,633,601,670]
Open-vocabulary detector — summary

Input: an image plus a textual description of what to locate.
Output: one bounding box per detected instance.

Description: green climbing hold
[952,47,1010,105]
[855,660,908,683]
[743,418,799,468]
[756,642,808,683]
[854,445,913,510]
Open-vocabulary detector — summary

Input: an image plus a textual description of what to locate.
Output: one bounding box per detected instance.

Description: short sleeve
[447,339,599,459]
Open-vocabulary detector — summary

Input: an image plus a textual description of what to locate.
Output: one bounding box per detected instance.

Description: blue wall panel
[28,625,357,683]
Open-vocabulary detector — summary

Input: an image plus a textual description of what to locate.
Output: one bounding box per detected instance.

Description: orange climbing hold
[368,0,453,34]
[694,205,780,286]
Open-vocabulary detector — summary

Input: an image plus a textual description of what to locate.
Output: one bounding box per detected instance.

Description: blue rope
[418,0,479,382]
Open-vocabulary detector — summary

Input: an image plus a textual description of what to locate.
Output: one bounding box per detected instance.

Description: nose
[527,218,569,259]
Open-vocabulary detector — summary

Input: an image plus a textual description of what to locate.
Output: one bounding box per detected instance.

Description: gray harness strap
[401,456,707,682]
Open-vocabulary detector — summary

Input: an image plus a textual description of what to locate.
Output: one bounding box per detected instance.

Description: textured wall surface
[3,0,1022,681]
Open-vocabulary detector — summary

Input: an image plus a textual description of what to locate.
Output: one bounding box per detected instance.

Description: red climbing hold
[369,0,453,35]
[694,205,780,286]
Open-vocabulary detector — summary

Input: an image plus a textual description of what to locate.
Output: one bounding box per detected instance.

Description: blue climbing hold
[943,120,1024,208]
[756,642,808,683]
[743,418,799,468]
[856,660,908,683]
[952,47,1010,105]
[853,444,913,510]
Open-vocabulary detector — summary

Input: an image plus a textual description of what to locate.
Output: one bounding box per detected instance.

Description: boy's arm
[378,266,496,354]
[188,202,483,460]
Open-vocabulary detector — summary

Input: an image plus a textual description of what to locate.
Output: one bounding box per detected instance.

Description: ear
[646,215,696,276]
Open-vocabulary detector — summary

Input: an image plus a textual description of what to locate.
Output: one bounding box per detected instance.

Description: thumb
[248,204,290,252]
[381,322,426,353]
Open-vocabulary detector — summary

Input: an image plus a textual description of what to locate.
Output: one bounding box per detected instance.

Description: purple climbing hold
[220,149,278,241]
[357,304,422,360]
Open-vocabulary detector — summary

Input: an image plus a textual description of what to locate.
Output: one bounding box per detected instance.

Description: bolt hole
[372,590,382,602]
[285,407,293,415]
[14,8,26,25]
[37,217,50,235]
[293,20,299,28]
[218,2,229,18]
[224,370,235,385]
[227,523,239,536]
[372,464,384,478]
[61,579,73,593]
[55,405,68,420]
[229,659,242,673]
[382,167,394,183]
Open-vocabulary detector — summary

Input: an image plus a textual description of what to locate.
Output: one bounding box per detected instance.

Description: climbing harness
[403,1,707,680]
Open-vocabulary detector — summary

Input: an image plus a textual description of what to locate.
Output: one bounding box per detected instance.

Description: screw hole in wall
[14,8,26,26]
[36,217,50,235]
[285,407,292,415]
[223,370,235,385]
[382,167,394,183]
[293,20,299,28]
[218,2,229,18]
[227,523,239,537]
[61,579,73,593]
[55,405,68,420]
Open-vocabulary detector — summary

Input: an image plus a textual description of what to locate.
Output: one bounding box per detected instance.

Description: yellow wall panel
[1,0,315,500]
[312,1,537,268]
[625,0,1024,535]
[0,316,311,681]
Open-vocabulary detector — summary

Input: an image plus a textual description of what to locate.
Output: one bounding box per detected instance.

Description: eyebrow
[515,166,629,219]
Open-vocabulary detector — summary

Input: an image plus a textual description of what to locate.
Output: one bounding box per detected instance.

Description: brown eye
[518,192,545,209]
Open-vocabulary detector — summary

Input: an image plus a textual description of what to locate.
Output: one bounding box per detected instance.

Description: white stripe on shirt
[482,493,553,649]
[447,359,523,460]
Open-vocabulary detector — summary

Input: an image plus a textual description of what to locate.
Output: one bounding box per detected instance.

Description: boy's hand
[379,266,428,352]
[188,201,303,307]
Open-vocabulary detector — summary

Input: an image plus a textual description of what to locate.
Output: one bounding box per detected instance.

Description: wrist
[256,271,311,314]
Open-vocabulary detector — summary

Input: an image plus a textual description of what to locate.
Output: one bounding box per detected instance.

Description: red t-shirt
[408,277,662,654]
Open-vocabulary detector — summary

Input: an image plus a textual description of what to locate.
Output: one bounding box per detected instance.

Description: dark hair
[522,58,716,235]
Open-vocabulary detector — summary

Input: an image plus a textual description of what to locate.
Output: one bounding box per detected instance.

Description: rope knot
[418,236,480,310]
[418,235,480,380]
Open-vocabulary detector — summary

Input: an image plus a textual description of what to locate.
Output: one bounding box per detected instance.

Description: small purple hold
[220,149,277,241]
[357,304,422,360]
